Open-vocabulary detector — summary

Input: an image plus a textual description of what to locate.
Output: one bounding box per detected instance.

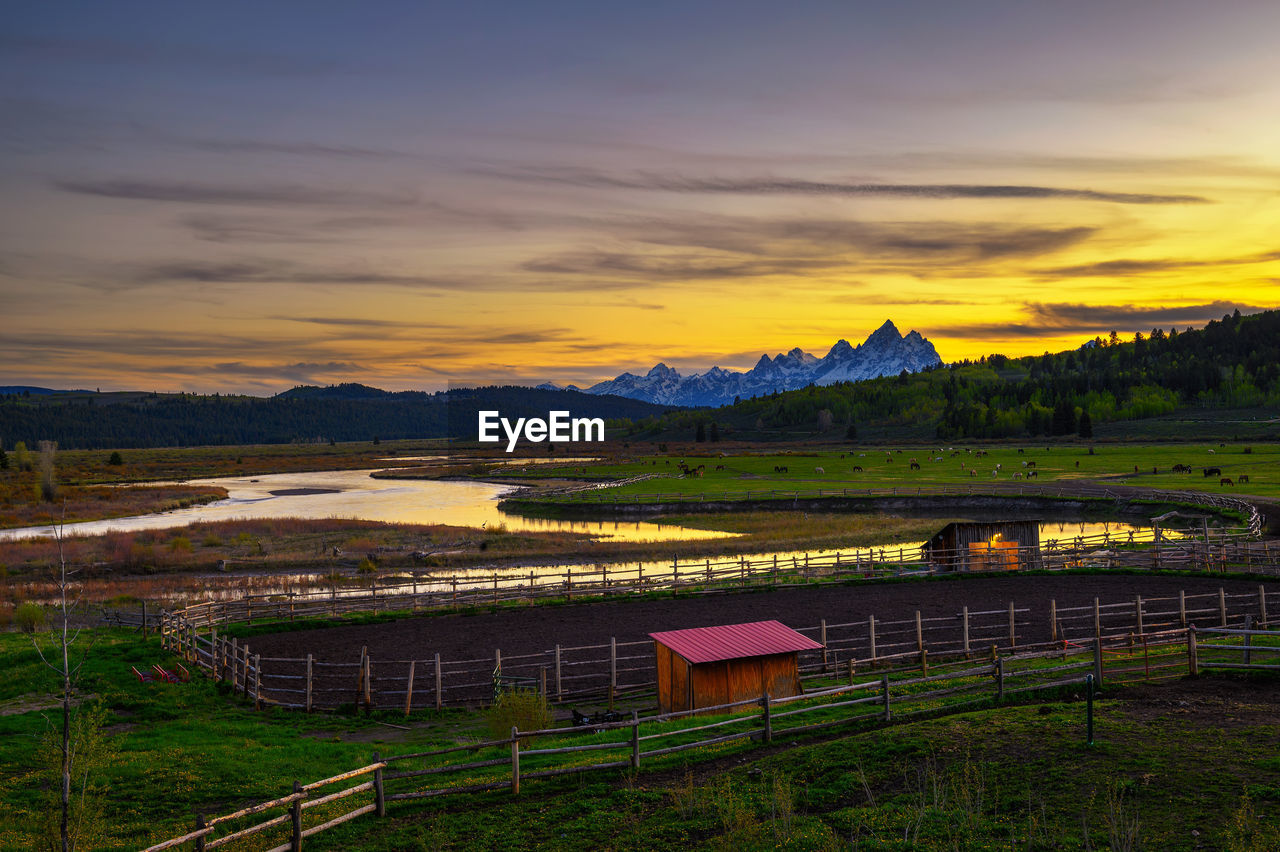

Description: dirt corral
[245,573,1276,710]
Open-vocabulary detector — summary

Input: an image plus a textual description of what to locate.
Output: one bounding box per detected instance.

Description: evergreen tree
[1078,411,1093,439]
[695,422,706,442]
[709,422,720,442]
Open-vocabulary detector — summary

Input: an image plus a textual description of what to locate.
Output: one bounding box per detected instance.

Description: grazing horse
[715,464,725,471]
[1220,477,1233,486]
[814,466,825,474]
[851,465,863,472]
[909,461,921,470]
[1075,460,1080,468]
[1017,448,1025,454]
[1026,460,1036,469]
[1239,474,1250,484]
[1013,472,1023,479]
[1028,470,1038,478]
[969,469,977,477]
[1204,467,1222,477]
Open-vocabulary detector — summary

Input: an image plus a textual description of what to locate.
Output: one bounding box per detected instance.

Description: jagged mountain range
[559,320,942,408]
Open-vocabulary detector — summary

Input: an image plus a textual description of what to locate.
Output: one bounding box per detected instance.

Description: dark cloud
[167,137,409,160]
[626,217,1095,261]
[119,259,464,291]
[936,302,1275,339]
[519,218,1095,285]
[522,251,838,281]
[1037,250,1280,278]
[279,316,439,329]
[206,361,364,381]
[482,167,1208,205]
[55,178,417,208]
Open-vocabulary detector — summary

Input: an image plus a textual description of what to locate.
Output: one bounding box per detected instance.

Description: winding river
[0,469,730,542]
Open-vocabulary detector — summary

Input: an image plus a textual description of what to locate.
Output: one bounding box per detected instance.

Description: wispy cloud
[54,178,418,208]
[1037,250,1280,278]
[936,301,1275,339]
[522,251,839,281]
[481,167,1209,205]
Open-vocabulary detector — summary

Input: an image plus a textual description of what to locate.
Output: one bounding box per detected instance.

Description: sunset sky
[3,1,1279,394]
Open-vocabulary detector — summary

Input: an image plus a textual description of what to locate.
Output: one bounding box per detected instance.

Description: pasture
[515,442,1280,502]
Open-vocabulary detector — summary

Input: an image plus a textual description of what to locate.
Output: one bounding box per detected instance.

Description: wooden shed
[923,520,1043,572]
[649,620,823,714]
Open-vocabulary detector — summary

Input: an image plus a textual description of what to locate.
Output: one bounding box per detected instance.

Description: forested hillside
[0,385,670,449]
[634,309,1280,442]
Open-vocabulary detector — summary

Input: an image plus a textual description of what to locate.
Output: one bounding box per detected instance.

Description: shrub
[14,601,46,633]
[201,534,223,547]
[107,451,124,465]
[169,536,193,553]
[487,688,553,746]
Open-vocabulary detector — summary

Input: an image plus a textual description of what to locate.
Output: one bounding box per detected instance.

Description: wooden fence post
[363,655,372,711]
[405,660,416,717]
[434,652,443,710]
[1094,598,1101,641]
[230,639,239,690]
[1093,640,1104,688]
[995,656,1004,702]
[868,615,877,665]
[821,620,828,671]
[510,728,521,795]
[1187,626,1198,676]
[1049,599,1057,641]
[762,692,773,742]
[540,666,547,698]
[242,644,251,698]
[609,637,617,709]
[962,606,970,657]
[630,711,640,770]
[881,675,891,721]
[1219,587,1228,627]
[1179,590,1187,627]
[253,655,261,710]
[290,780,302,852]
[1008,601,1016,648]
[194,815,206,852]
[1135,596,1144,636]
[373,752,386,817]
[142,601,148,638]
[1259,585,1268,629]
[306,654,313,713]
[356,646,366,707]
[1243,615,1254,666]
[554,645,562,701]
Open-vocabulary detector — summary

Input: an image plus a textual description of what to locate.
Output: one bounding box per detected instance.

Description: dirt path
[248,572,1270,664]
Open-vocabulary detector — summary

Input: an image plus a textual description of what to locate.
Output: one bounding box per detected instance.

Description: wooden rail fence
[145,622,1280,851]
[161,583,1277,712]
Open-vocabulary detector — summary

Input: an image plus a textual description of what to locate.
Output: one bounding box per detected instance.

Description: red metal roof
[649,620,822,664]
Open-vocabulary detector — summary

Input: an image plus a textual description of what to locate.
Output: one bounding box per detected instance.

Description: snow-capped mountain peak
[580,322,942,407]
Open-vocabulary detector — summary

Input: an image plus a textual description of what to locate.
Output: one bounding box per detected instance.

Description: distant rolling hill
[0,384,674,449]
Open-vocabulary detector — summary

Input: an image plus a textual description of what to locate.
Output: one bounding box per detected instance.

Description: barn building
[922,520,1043,572]
[650,620,823,714]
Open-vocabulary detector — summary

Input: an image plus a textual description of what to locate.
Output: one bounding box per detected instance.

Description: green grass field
[510,443,1280,503]
[3,620,1279,851]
